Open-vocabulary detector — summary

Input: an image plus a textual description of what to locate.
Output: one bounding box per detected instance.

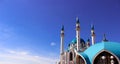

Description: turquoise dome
[81,42,120,63]
[67,38,85,51]
[78,52,91,64]
[71,38,85,44]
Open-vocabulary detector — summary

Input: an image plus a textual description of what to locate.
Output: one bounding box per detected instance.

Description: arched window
[69,52,73,61]
[76,55,85,64]
[93,51,119,64]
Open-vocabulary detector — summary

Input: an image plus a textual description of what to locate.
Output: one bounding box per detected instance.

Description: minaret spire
[102,33,108,42]
[60,25,64,54]
[60,25,64,64]
[91,24,95,45]
[76,17,81,51]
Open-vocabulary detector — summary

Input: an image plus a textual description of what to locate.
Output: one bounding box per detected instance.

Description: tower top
[76,17,79,24]
[91,24,94,30]
[102,34,108,42]
[61,25,64,31]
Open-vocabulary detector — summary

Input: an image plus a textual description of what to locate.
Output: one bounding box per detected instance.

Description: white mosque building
[58,17,120,64]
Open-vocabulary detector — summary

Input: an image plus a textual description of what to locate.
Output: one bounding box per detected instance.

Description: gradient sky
[0,0,120,64]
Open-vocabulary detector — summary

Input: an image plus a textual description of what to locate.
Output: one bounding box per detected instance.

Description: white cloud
[7,50,28,55]
[0,49,59,64]
[50,42,56,46]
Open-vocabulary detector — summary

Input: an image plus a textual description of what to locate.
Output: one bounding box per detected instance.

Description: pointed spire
[60,25,64,55]
[61,25,64,31]
[91,24,95,35]
[61,25,64,37]
[76,17,79,24]
[102,33,108,42]
[75,17,80,51]
[91,24,94,30]
[91,24,95,45]
[76,17,80,31]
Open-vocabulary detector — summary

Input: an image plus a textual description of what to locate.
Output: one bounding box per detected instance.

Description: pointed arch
[93,50,119,64]
[76,55,86,64]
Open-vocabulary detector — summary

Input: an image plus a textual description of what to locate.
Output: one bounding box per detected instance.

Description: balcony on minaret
[61,32,64,37]
[61,26,64,37]
[91,32,95,36]
[76,26,80,31]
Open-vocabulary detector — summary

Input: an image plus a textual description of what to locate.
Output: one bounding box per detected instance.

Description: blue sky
[0,0,120,64]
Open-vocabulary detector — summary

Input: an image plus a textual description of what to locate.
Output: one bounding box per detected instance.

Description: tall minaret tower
[76,17,81,51]
[60,25,64,64]
[91,25,95,45]
[60,25,64,54]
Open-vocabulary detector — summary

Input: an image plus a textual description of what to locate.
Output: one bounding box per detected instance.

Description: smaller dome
[71,38,85,44]
[67,38,86,51]
[71,38,77,44]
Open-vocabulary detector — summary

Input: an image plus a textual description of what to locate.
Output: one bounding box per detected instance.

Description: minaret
[91,25,95,45]
[102,34,108,42]
[76,17,81,51]
[60,25,64,54]
[60,25,64,64]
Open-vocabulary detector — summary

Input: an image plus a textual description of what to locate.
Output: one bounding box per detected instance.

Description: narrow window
[69,52,73,61]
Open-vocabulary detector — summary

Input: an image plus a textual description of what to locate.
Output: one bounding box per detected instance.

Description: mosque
[58,17,120,64]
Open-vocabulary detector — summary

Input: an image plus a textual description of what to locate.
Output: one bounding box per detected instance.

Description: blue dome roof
[67,38,85,51]
[78,52,91,64]
[71,38,85,44]
[83,42,120,63]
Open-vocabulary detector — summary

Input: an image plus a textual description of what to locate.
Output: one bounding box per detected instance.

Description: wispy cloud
[0,49,58,64]
[7,50,28,55]
[50,42,56,46]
